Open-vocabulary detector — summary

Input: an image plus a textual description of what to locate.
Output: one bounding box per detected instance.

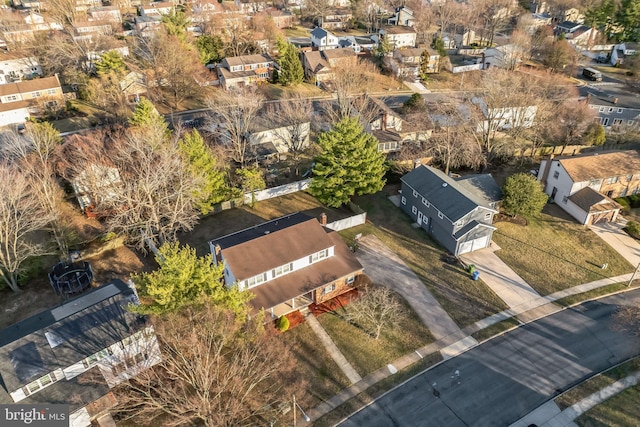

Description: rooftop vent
[264,230,270,235]
[442,183,448,187]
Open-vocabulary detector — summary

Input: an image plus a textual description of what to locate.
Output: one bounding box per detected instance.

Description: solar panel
[9,341,46,383]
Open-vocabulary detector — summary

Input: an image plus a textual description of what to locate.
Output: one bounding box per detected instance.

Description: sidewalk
[510,371,640,427]
[304,273,638,423]
[305,313,362,385]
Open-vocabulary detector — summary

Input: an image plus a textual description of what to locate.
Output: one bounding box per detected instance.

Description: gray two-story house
[400,165,498,256]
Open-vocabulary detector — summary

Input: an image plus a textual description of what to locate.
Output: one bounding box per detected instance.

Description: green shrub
[468,264,476,274]
[625,220,640,239]
[629,195,640,208]
[277,315,290,332]
[616,197,631,214]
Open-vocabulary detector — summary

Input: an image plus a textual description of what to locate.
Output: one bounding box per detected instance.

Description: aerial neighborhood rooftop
[0,0,640,425]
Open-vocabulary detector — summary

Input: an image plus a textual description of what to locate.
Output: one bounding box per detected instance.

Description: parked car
[596,53,609,63]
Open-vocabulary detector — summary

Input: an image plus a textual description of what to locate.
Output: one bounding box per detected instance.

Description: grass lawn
[575,385,640,427]
[259,82,326,100]
[178,191,353,256]
[556,358,640,410]
[554,283,637,307]
[313,352,443,427]
[278,322,351,410]
[344,188,509,328]
[316,290,434,377]
[493,212,633,295]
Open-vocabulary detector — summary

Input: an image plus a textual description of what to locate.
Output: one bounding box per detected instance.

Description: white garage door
[458,235,490,255]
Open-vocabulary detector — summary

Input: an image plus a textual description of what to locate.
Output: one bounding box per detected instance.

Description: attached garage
[458,235,490,255]
[567,187,621,226]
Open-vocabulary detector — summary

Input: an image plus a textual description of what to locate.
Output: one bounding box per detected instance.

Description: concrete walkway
[305,313,362,385]
[460,242,543,312]
[510,371,640,427]
[356,234,468,344]
[590,220,640,267]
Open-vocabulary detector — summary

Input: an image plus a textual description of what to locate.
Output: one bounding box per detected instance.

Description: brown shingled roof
[558,151,640,182]
[249,232,363,311]
[568,186,621,212]
[216,215,334,281]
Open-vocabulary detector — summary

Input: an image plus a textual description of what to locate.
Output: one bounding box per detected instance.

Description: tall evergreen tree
[178,130,228,214]
[276,38,304,86]
[502,173,548,219]
[95,51,126,76]
[132,242,251,315]
[309,117,386,207]
[129,98,167,132]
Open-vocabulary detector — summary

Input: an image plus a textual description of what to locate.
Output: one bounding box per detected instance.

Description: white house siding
[0,107,29,126]
[560,197,590,224]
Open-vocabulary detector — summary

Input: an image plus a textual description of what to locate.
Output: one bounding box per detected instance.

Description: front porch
[267,292,314,319]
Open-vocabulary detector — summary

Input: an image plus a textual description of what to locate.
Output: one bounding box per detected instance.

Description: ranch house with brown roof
[209,213,364,318]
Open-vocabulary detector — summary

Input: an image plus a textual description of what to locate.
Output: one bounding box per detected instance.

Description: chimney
[213,244,222,264]
[320,212,327,226]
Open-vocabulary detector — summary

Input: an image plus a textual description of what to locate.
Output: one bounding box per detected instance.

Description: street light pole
[293,395,310,426]
[628,261,640,287]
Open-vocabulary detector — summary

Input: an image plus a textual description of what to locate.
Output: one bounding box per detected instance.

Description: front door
[417,211,423,225]
[551,187,558,200]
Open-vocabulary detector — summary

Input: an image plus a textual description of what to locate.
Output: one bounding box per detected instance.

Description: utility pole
[627,262,640,287]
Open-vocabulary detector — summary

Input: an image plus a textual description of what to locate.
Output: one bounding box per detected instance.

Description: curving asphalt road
[338,291,640,427]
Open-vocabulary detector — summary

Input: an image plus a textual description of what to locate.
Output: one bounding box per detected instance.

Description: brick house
[0,280,161,427]
[209,213,364,319]
[537,151,640,225]
[217,53,275,89]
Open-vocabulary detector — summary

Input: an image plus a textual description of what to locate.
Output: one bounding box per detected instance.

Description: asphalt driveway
[356,234,466,343]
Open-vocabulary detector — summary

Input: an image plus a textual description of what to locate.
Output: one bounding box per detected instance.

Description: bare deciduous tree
[267,94,313,176]
[2,123,69,257]
[133,32,204,110]
[426,103,485,174]
[345,285,403,340]
[56,128,204,251]
[114,304,293,427]
[0,163,53,292]
[206,87,265,167]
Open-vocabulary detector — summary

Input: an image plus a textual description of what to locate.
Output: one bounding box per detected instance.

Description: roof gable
[558,151,640,182]
[210,213,334,281]
[401,166,491,222]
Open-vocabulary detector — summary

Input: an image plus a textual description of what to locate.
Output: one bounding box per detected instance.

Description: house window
[553,171,559,179]
[562,196,568,204]
[620,188,628,197]
[401,196,406,205]
[606,176,618,184]
[22,372,59,397]
[111,362,126,376]
[346,276,355,284]
[47,88,56,95]
[309,249,328,264]
[629,120,636,126]
[618,108,623,113]
[413,190,418,197]
[322,284,336,295]
[258,72,269,78]
[422,198,428,206]
[589,179,600,186]
[613,119,623,125]
[5,95,18,102]
[438,212,444,219]
[411,206,417,214]
[273,263,293,278]
[603,118,609,126]
[32,91,41,97]
[484,213,491,220]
